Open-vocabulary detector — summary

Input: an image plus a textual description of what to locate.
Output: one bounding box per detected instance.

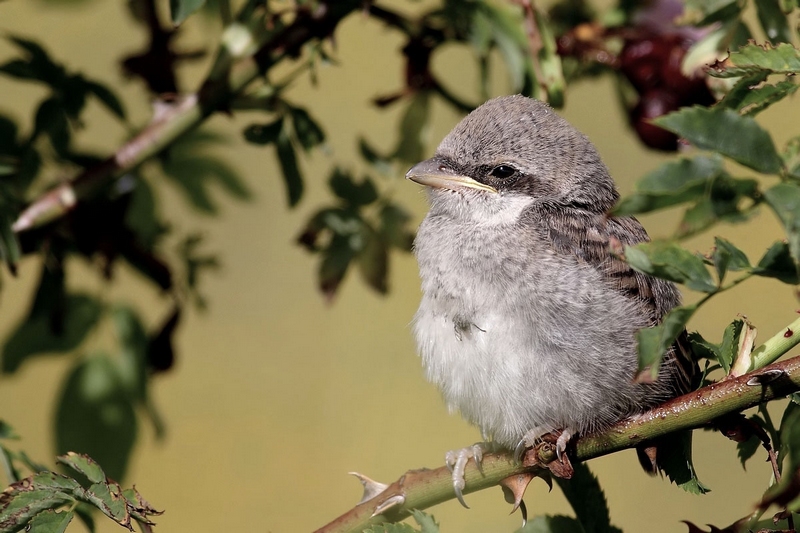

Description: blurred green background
[1,1,800,532]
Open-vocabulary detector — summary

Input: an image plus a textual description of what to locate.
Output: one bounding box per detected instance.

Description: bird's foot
[445,442,494,508]
[514,427,575,464]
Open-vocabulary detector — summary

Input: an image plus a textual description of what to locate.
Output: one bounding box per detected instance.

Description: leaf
[534,8,565,107]
[718,319,745,374]
[358,226,388,295]
[687,331,721,362]
[554,462,622,533]
[56,453,106,484]
[716,72,770,111]
[394,92,431,164]
[33,97,70,156]
[112,306,148,402]
[613,156,723,216]
[170,0,206,24]
[123,176,167,250]
[754,240,800,284]
[85,81,126,120]
[358,138,393,175]
[2,293,103,374]
[658,430,710,494]
[55,354,138,482]
[625,242,717,292]
[379,203,414,251]
[0,210,21,274]
[0,421,18,440]
[737,416,767,468]
[243,119,283,145]
[362,523,418,533]
[737,79,798,116]
[410,509,439,533]
[708,42,800,78]
[711,237,751,283]
[653,106,783,175]
[161,154,251,215]
[276,128,303,207]
[764,182,800,264]
[0,472,78,532]
[26,509,74,533]
[683,0,742,25]
[675,175,760,238]
[319,235,357,301]
[517,515,586,533]
[637,305,697,380]
[755,0,793,43]
[289,106,325,151]
[329,170,378,207]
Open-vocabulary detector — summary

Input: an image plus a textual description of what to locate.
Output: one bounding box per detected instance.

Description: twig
[314,353,800,533]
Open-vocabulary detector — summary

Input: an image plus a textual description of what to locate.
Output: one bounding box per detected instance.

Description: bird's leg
[555,428,574,460]
[514,426,576,463]
[445,440,498,508]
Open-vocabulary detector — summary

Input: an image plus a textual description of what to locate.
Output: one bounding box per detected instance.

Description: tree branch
[314,324,800,533]
[11,1,364,234]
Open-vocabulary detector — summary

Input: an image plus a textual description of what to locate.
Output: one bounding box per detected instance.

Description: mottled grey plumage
[409,95,693,469]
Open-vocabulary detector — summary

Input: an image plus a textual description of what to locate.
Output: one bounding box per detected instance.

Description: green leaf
[289,106,325,151]
[687,331,721,363]
[243,119,283,145]
[764,182,800,264]
[55,354,138,482]
[26,509,74,533]
[3,292,103,374]
[708,42,800,78]
[362,523,419,533]
[614,156,723,216]
[85,81,126,120]
[737,416,767,468]
[0,472,78,533]
[675,175,759,238]
[718,319,745,373]
[711,237,751,283]
[717,72,770,111]
[34,97,70,155]
[754,240,799,284]
[319,235,357,300]
[683,0,742,25]
[276,127,303,207]
[358,226,388,295]
[755,0,793,43]
[625,242,717,292]
[659,430,710,494]
[517,515,586,533]
[637,305,697,380]
[411,509,439,533]
[737,80,798,116]
[534,9,565,107]
[170,0,206,24]
[555,462,622,533]
[654,106,782,174]
[0,420,19,440]
[56,453,105,484]
[358,138,393,175]
[111,306,148,403]
[0,210,21,274]
[124,176,167,250]
[379,203,414,251]
[328,169,378,207]
[394,92,431,164]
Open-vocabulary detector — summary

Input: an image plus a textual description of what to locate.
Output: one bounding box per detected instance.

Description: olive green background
[1,1,799,532]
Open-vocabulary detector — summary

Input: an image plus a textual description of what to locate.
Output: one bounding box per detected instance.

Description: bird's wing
[536,206,697,395]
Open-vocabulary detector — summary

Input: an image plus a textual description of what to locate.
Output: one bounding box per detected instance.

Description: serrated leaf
[411,509,439,533]
[289,106,325,151]
[708,42,800,78]
[57,453,106,484]
[764,182,800,264]
[170,0,206,24]
[755,0,793,43]
[55,355,137,482]
[554,462,621,533]
[328,169,378,207]
[659,430,710,494]
[718,319,744,374]
[637,305,697,380]
[654,106,782,174]
[754,240,800,284]
[625,242,717,292]
[738,79,798,116]
[717,72,770,111]
[517,515,586,533]
[687,331,721,362]
[362,523,419,533]
[26,509,74,533]
[0,472,79,532]
[711,237,751,283]
[614,156,723,216]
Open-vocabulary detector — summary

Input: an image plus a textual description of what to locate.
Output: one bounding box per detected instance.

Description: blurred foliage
[0,0,799,531]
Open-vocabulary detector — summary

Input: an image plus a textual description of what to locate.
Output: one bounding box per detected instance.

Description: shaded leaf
[708,42,800,78]
[112,306,148,401]
[55,354,137,482]
[517,515,585,533]
[675,175,759,238]
[328,169,378,207]
[394,92,431,163]
[534,8,564,107]
[711,237,751,283]
[554,462,622,533]
[56,453,105,485]
[755,0,793,43]
[737,79,798,116]
[0,210,21,274]
[362,524,418,533]
[754,240,800,284]
[243,119,283,145]
[687,331,721,362]
[683,0,741,25]
[33,97,70,155]
[379,203,414,251]
[717,72,769,111]
[358,226,388,295]
[85,81,126,120]
[614,156,723,216]
[654,106,782,174]
[289,106,325,151]
[410,509,439,533]
[170,0,206,24]
[26,509,73,533]
[147,306,181,374]
[162,154,251,215]
[123,176,167,250]
[659,430,710,494]
[764,182,800,264]
[0,421,18,440]
[276,128,303,207]
[319,235,357,300]
[359,137,393,175]
[637,305,697,380]
[625,242,717,292]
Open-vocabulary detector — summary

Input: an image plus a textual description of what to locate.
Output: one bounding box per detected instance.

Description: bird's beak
[405,159,497,194]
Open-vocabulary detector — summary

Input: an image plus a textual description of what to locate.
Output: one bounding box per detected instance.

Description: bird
[407,94,695,506]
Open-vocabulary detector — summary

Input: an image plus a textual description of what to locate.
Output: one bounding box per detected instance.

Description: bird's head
[406,95,619,222]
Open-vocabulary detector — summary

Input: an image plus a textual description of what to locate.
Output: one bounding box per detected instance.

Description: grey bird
[407,95,694,505]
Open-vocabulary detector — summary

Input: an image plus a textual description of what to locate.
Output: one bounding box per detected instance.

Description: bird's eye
[489,165,516,179]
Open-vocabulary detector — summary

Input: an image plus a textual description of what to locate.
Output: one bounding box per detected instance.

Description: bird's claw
[555,429,573,461]
[445,443,485,508]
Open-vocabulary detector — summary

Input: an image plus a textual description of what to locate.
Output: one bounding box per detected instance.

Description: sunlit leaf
[708,42,800,78]
[654,106,783,175]
[625,242,717,292]
[711,237,751,283]
[57,453,106,484]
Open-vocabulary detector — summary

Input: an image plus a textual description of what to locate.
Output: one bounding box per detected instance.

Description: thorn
[500,472,535,514]
[746,369,786,386]
[371,494,405,517]
[349,472,389,505]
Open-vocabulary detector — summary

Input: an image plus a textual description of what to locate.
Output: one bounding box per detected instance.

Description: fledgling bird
[407,95,694,504]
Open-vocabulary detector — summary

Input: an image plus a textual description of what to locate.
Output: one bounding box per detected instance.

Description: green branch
[314,332,800,533]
